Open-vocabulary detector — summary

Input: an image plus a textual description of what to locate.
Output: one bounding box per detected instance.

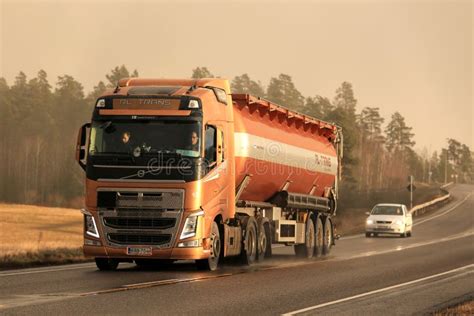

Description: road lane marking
[282,263,474,315]
[0,263,96,277]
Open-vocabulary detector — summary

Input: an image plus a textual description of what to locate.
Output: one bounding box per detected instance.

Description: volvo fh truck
[75,78,343,271]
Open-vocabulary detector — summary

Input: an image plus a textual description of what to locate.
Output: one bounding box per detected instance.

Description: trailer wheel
[314,216,324,257]
[240,218,258,265]
[95,258,119,271]
[264,222,272,258]
[257,222,267,262]
[196,221,221,271]
[322,217,333,255]
[295,217,315,258]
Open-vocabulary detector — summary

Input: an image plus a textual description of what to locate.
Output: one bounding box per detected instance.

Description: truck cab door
[203,124,227,195]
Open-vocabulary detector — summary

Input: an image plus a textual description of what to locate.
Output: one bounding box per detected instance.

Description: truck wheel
[95,258,119,271]
[240,218,258,265]
[264,222,272,258]
[365,232,371,238]
[314,216,324,257]
[322,217,333,255]
[196,221,221,271]
[407,231,412,237]
[295,217,315,258]
[257,222,267,262]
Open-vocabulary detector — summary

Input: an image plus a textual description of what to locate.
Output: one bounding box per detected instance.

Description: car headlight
[366,219,374,225]
[81,209,100,238]
[395,219,404,225]
[180,211,204,240]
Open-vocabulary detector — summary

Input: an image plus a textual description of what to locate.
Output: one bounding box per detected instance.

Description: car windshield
[371,205,403,215]
[88,120,201,158]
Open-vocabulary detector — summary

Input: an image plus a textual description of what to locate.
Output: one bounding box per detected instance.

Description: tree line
[0,65,471,207]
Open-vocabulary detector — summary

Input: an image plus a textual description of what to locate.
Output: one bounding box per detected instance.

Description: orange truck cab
[76,78,343,271]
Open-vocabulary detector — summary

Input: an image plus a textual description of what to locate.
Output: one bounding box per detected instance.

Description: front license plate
[127,246,152,256]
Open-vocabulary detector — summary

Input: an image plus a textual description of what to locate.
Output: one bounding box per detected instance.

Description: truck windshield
[89,120,201,158]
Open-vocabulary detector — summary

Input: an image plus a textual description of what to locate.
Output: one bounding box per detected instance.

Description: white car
[365,203,413,238]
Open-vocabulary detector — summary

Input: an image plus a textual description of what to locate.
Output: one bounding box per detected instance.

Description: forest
[0,65,472,207]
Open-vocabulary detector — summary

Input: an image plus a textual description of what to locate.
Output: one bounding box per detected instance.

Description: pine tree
[191,67,214,79]
[105,65,139,87]
[231,74,265,97]
[385,112,415,152]
[266,74,304,111]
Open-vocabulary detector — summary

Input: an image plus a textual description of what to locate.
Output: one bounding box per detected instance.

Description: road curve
[1,184,473,315]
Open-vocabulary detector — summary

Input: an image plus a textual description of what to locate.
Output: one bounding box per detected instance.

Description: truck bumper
[83,245,211,260]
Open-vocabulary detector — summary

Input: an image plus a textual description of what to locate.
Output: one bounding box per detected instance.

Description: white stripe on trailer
[234,132,338,175]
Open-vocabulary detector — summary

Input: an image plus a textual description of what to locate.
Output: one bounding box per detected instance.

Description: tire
[322,217,333,255]
[257,222,271,261]
[263,222,272,258]
[196,221,221,271]
[365,232,371,238]
[240,218,258,265]
[295,217,315,259]
[374,233,378,237]
[407,231,412,237]
[314,216,324,257]
[400,231,407,238]
[95,258,119,271]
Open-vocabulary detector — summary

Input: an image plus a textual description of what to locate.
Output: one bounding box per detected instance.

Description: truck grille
[103,217,176,230]
[108,233,171,245]
[376,221,392,224]
[97,189,184,210]
[97,189,184,249]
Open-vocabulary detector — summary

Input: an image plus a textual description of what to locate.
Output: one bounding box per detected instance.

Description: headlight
[366,219,374,225]
[395,219,404,225]
[188,100,200,109]
[96,99,106,108]
[81,209,99,238]
[180,211,204,240]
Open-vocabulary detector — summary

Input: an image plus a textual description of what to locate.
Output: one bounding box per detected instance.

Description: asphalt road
[1,184,472,315]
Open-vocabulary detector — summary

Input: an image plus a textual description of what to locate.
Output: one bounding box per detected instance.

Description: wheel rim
[249,228,256,257]
[259,230,267,256]
[210,232,220,259]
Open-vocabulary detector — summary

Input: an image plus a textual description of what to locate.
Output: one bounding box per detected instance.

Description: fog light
[84,239,102,246]
[177,240,201,248]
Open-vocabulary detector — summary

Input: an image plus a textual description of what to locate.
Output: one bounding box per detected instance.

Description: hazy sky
[1,0,472,153]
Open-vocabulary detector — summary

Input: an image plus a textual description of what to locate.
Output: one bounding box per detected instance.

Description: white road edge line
[282,263,474,315]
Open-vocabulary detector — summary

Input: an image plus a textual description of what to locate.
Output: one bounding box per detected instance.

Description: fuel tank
[232,94,340,202]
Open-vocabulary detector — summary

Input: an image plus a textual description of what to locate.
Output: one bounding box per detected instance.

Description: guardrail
[409,182,453,216]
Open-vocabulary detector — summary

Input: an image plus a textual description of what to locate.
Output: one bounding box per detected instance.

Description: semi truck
[75,78,343,271]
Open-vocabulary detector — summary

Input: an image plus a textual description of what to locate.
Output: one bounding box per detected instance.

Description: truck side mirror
[365,212,370,216]
[76,123,90,171]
